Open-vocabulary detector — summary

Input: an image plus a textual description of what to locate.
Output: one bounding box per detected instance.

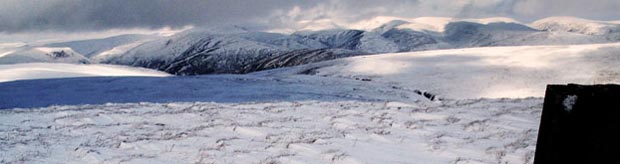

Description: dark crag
[535,84,620,164]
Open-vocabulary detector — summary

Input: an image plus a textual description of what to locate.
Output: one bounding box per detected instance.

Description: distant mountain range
[2,16,619,75]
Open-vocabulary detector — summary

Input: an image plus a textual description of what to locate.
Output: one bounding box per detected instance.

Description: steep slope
[241,48,361,73]
[378,28,439,51]
[292,29,365,50]
[104,31,287,75]
[103,30,369,75]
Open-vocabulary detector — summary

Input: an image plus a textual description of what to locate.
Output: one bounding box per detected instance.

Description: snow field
[0,99,542,164]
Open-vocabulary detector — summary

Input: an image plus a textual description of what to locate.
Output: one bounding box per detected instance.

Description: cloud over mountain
[0,0,619,33]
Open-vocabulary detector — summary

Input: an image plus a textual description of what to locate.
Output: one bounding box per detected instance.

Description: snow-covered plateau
[1,16,620,164]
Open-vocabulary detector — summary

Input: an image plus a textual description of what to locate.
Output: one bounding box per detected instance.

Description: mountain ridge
[2,17,619,75]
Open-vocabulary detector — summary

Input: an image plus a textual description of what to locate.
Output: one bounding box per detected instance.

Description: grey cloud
[0,0,317,32]
[1,0,619,33]
[512,0,620,21]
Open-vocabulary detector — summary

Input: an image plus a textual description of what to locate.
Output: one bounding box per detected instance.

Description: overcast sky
[1,0,620,33]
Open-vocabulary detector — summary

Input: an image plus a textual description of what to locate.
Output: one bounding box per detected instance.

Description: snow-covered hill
[0,34,160,65]
[0,63,169,83]
[44,34,160,58]
[102,30,368,75]
[0,47,90,64]
[97,17,620,75]
[259,43,620,99]
[531,17,620,35]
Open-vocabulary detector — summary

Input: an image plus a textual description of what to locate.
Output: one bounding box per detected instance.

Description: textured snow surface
[0,99,542,164]
[0,63,169,83]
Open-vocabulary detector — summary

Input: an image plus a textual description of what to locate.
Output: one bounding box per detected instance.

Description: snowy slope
[531,17,620,35]
[0,34,160,65]
[103,30,368,75]
[0,47,90,64]
[261,43,620,99]
[44,34,160,58]
[0,63,169,83]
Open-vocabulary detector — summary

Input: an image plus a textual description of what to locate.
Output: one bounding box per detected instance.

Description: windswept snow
[0,63,169,83]
[0,99,542,164]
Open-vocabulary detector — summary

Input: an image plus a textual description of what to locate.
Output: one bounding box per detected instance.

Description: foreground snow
[0,63,169,83]
[0,99,541,164]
